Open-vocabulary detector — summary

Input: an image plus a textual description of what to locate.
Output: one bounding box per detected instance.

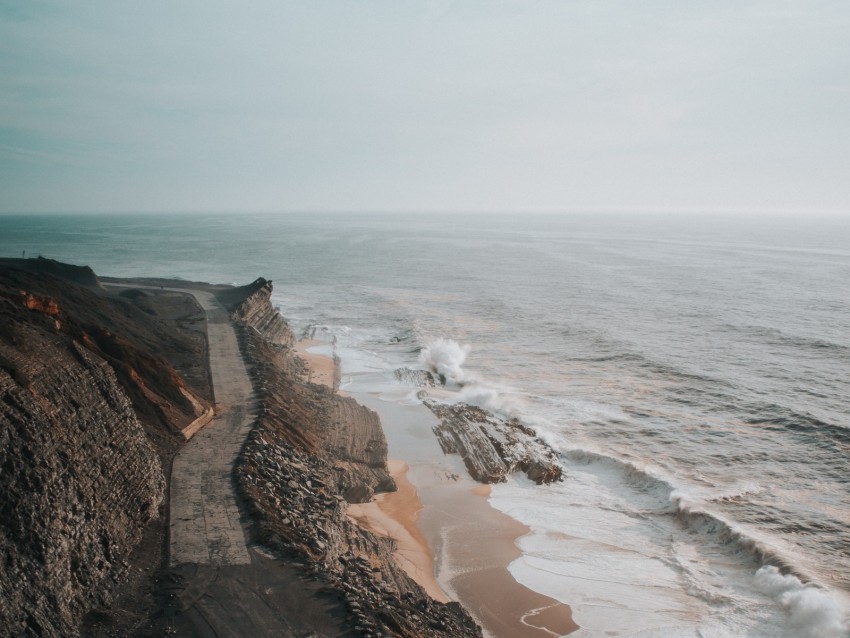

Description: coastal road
[168,289,254,566]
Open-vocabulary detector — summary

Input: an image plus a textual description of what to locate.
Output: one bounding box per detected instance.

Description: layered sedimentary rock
[218,277,293,347]
[424,397,563,484]
[0,266,212,451]
[229,282,482,637]
[0,261,217,636]
[0,300,164,636]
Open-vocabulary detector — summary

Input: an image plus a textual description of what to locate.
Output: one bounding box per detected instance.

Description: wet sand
[293,339,336,388]
[348,460,449,603]
[357,395,579,638]
[297,346,578,636]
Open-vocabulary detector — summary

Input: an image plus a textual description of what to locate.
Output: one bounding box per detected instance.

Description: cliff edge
[0,260,213,637]
[0,276,164,636]
[225,281,482,637]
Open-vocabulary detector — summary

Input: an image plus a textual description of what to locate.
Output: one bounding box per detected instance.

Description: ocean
[2,211,849,636]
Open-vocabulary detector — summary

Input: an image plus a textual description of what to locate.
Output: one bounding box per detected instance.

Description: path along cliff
[1,264,484,637]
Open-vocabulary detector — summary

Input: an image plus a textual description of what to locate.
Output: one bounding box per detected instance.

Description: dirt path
[105,283,353,636]
[169,290,254,566]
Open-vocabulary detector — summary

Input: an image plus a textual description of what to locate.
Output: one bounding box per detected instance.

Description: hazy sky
[1,1,849,214]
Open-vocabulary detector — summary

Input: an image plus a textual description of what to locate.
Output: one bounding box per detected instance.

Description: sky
[1,1,849,214]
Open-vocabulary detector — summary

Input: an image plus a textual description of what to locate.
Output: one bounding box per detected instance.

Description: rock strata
[229,285,482,637]
[0,297,165,636]
[217,277,293,347]
[393,367,436,387]
[423,397,563,484]
[0,261,217,636]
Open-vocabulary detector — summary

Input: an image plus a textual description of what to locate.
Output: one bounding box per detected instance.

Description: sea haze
[3,211,849,636]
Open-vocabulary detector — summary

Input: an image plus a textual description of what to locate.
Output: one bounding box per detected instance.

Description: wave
[727,323,850,358]
[754,566,849,638]
[417,338,525,417]
[411,337,849,627]
[567,349,735,389]
[744,403,850,447]
[419,338,470,385]
[561,448,822,584]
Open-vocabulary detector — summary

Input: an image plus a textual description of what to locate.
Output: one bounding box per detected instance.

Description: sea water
[2,211,849,636]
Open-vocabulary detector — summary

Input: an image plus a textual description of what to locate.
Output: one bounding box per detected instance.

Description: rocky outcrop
[226,281,482,637]
[237,427,480,638]
[0,302,165,636]
[0,261,222,636]
[0,264,213,453]
[423,397,563,484]
[393,367,436,387]
[324,395,398,502]
[217,277,294,347]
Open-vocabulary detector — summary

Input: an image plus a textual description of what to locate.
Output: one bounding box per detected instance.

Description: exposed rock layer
[230,286,482,637]
[0,297,165,637]
[0,261,216,637]
[218,277,294,347]
[423,398,563,484]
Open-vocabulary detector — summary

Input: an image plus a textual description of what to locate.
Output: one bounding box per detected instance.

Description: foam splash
[418,338,523,417]
[456,384,520,417]
[419,338,470,384]
[754,566,849,638]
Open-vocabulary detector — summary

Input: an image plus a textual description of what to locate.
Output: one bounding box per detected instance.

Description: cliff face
[0,300,165,636]
[217,277,294,347]
[0,261,216,637]
[227,281,482,637]
[0,265,212,454]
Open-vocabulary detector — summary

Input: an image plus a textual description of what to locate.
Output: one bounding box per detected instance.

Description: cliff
[228,282,482,637]
[0,290,164,636]
[0,260,214,636]
[217,277,294,347]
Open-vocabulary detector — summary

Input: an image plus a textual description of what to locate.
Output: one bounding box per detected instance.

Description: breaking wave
[417,338,523,417]
[563,448,817,581]
[754,566,849,638]
[393,335,850,631]
[419,338,470,385]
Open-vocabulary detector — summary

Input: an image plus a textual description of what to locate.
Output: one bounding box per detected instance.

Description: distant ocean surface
[3,212,849,637]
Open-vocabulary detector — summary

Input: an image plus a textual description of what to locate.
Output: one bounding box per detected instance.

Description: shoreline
[294,339,450,602]
[325,382,580,637]
[293,338,337,389]
[293,318,579,636]
[347,460,450,603]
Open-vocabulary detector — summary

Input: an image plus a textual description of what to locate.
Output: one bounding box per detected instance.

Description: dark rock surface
[0,260,215,637]
[423,397,563,484]
[217,277,294,347]
[0,295,165,636]
[0,264,213,451]
[392,367,436,387]
[230,285,482,637]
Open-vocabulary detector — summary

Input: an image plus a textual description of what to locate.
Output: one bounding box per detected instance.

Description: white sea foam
[419,338,470,385]
[418,338,525,417]
[754,566,849,638]
[312,327,850,636]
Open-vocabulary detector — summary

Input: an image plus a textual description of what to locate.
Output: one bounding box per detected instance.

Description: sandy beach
[293,339,338,389]
[342,392,578,637]
[295,338,578,635]
[347,460,450,603]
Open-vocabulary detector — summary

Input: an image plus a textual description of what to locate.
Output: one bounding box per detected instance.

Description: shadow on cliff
[0,258,213,637]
